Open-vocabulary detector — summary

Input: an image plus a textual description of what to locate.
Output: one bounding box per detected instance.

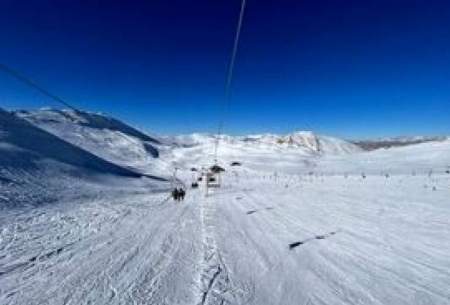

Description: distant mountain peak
[352,136,449,151]
[170,130,360,155]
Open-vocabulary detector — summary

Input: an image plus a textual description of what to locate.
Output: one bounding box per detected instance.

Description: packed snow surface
[1,109,450,305]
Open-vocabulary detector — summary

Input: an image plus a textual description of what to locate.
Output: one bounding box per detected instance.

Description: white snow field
[1,108,450,305]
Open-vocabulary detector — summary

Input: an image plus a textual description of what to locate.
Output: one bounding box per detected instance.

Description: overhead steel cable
[213,0,247,163]
[0,64,184,187]
[0,64,80,112]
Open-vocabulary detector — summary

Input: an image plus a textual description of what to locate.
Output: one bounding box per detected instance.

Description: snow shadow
[246,207,275,215]
[0,246,67,277]
[0,176,16,184]
[289,231,338,250]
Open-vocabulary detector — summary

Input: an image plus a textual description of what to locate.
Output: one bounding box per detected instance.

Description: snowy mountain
[242,131,361,154]
[0,108,153,209]
[7,108,448,177]
[166,131,362,172]
[14,108,160,144]
[14,109,165,174]
[11,108,363,176]
[171,131,360,154]
[0,108,141,178]
[353,136,448,151]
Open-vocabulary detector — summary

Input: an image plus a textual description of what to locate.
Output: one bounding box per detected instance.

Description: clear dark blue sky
[1,0,449,138]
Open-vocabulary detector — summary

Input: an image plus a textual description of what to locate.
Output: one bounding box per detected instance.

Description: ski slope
[1,109,450,304]
[204,174,450,305]
[2,170,449,305]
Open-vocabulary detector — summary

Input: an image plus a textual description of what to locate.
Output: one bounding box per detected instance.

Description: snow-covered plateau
[1,108,449,305]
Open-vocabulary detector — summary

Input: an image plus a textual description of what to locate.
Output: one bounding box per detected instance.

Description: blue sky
[1,0,449,139]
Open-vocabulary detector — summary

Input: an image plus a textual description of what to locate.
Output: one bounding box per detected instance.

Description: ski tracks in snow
[196,191,254,305]
[0,191,202,305]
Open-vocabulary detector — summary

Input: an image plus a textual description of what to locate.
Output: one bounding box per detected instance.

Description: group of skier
[172,187,186,201]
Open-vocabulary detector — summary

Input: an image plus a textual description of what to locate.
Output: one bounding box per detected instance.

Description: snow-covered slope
[315,139,450,176]
[13,109,361,176]
[14,109,164,174]
[15,108,160,144]
[0,109,141,178]
[0,108,158,209]
[242,131,360,154]
[7,107,449,178]
[171,131,360,155]
[168,131,450,176]
[353,136,448,151]
[166,131,361,173]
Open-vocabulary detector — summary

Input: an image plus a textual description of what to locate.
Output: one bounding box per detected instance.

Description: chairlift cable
[213,0,247,163]
[0,64,185,189]
[0,64,80,112]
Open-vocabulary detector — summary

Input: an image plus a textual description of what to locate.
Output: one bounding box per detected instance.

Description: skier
[172,188,179,201]
[180,188,186,201]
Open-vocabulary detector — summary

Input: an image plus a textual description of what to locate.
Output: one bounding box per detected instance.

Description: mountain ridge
[9,108,449,158]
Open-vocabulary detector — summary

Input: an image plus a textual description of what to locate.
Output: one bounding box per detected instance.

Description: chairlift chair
[210,164,225,173]
[206,172,220,188]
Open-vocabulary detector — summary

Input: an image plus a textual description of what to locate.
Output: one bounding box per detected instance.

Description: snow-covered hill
[12,108,364,176]
[166,131,361,173]
[171,131,360,155]
[0,109,143,178]
[353,136,448,151]
[0,108,162,209]
[6,108,449,177]
[14,108,160,144]
[243,131,361,154]
[14,109,166,174]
